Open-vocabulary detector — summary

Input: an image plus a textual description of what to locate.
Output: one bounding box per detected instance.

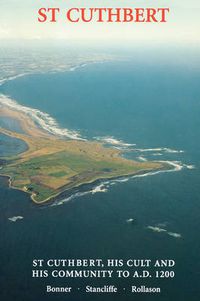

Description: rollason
[132,286,161,293]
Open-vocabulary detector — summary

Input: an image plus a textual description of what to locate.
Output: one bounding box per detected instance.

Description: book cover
[0,1,199,301]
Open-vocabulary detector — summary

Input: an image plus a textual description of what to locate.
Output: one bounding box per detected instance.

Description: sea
[0,50,200,301]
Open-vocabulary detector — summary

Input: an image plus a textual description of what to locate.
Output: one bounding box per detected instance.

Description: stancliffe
[86,285,118,293]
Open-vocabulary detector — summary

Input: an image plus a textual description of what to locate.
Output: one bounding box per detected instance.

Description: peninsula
[0,105,166,204]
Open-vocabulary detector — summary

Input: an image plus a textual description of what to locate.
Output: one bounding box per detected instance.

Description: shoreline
[0,163,172,205]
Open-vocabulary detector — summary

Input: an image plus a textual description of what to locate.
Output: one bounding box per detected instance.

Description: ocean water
[0,59,200,301]
[0,132,27,157]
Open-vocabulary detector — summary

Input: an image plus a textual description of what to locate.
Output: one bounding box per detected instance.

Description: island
[0,105,167,204]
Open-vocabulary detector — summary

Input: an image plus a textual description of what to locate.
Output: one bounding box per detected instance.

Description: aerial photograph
[0,1,200,301]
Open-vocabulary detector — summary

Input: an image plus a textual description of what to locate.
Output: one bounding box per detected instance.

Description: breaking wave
[0,94,85,140]
[0,73,28,86]
[126,218,135,223]
[135,147,184,154]
[185,164,195,169]
[94,139,185,155]
[8,216,24,222]
[147,224,182,238]
[50,183,108,207]
[167,232,182,238]
[70,63,87,72]
[94,136,136,148]
[91,184,108,194]
[137,156,147,162]
[50,191,91,207]
[147,226,167,233]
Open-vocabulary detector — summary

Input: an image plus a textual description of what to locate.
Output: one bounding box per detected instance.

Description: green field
[2,147,162,203]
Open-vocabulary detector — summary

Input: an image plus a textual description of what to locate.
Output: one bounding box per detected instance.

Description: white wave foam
[167,232,182,238]
[70,66,79,72]
[8,216,23,222]
[51,183,108,207]
[0,73,28,86]
[51,191,90,207]
[165,148,184,154]
[158,160,195,171]
[147,225,182,238]
[0,94,85,141]
[126,218,135,223]
[70,62,91,72]
[112,178,129,183]
[136,148,163,152]
[91,184,108,194]
[129,162,181,180]
[147,226,167,233]
[94,136,135,148]
[158,160,183,171]
[135,147,184,154]
[152,153,163,156]
[137,156,147,162]
[184,164,195,170]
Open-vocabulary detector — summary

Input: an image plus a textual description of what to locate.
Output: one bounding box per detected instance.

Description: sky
[1,0,200,44]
